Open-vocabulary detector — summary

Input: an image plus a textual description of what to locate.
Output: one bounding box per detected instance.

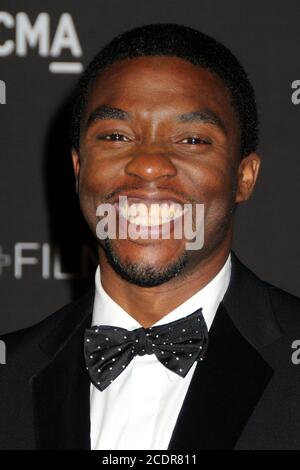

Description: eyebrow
[85,105,226,134]
[85,105,132,130]
[176,110,226,133]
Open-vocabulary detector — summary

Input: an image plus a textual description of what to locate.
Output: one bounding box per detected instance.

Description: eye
[179,136,211,145]
[96,132,130,142]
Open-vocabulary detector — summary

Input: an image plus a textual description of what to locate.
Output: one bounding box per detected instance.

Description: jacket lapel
[168,251,282,450]
[31,251,283,450]
[31,290,94,449]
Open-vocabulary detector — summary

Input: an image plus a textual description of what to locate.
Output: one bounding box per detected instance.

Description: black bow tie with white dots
[84,308,208,392]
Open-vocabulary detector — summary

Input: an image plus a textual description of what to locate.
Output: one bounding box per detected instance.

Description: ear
[235,152,261,203]
[71,148,80,194]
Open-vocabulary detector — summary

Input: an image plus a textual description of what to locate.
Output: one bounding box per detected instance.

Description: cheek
[191,161,236,204]
[188,162,237,232]
[78,152,110,200]
[77,160,107,230]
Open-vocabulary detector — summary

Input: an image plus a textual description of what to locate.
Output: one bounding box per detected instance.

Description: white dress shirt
[90,253,232,450]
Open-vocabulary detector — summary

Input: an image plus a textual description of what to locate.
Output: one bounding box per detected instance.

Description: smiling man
[1,23,300,450]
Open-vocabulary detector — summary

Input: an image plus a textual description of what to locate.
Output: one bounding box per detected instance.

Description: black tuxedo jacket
[1,251,300,450]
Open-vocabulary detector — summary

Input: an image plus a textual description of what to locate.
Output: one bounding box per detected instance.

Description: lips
[111,190,187,207]
[108,191,190,240]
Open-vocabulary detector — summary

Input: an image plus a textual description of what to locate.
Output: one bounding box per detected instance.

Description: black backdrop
[0,0,299,334]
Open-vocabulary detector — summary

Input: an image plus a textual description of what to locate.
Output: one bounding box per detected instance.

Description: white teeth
[127,205,137,217]
[137,204,148,217]
[118,201,185,226]
[160,203,170,221]
[149,204,160,219]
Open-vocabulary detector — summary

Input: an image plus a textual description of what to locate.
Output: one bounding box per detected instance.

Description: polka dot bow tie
[84,308,208,392]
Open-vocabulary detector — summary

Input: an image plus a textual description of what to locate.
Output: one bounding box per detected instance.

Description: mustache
[103,185,196,205]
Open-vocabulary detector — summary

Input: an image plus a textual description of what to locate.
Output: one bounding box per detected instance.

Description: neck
[98,243,231,328]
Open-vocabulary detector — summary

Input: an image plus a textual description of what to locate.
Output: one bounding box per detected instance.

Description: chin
[102,237,189,287]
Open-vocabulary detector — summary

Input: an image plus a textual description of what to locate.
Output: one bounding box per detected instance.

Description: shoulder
[264,281,300,331]
[0,287,95,359]
[228,251,300,340]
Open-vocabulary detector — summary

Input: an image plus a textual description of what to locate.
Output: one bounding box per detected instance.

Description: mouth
[115,198,187,227]
[111,192,190,239]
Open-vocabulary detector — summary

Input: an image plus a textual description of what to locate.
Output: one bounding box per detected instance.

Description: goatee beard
[103,238,189,287]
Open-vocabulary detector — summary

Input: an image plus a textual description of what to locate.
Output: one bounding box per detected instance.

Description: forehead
[84,56,238,130]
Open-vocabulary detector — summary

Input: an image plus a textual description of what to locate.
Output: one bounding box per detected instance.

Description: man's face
[72,56,260,287]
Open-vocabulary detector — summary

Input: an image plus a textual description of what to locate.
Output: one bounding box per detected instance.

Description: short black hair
[71,23,258,157]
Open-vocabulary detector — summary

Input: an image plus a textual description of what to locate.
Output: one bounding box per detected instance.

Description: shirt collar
[92,252,232,381]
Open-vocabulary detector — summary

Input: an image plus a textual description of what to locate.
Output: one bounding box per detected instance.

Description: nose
[124,148,177,182]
